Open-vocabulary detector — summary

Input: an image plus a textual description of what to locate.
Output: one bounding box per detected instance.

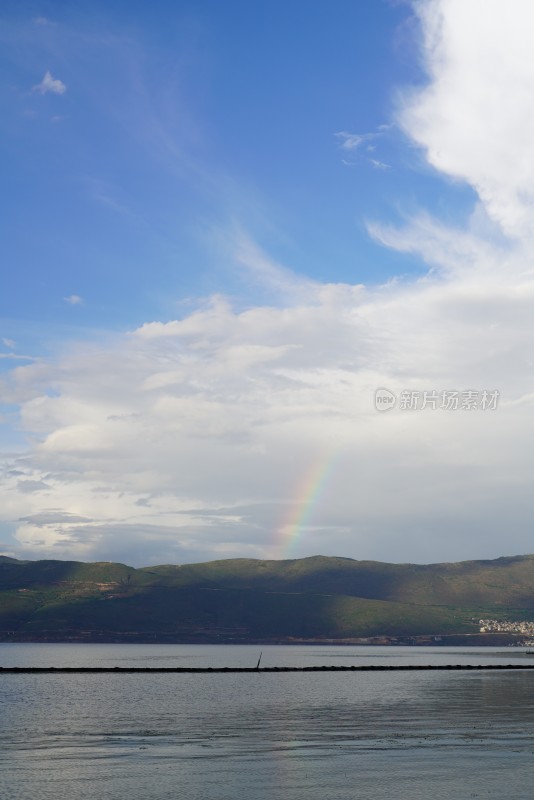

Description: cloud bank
[2,0,534,566]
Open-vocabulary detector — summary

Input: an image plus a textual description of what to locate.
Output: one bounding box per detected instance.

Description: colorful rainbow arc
[272,450,339,560]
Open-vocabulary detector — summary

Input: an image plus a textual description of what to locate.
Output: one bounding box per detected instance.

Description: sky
[1,0,534,567]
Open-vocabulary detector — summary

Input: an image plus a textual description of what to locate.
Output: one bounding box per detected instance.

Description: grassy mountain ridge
[140,553,534,607]
[1,553,533,642]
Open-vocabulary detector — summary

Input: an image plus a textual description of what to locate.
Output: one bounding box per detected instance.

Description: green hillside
[139,554,534,607]
[1,554,533,643]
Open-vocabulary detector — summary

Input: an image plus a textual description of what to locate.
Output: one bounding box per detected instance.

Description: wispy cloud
[369,158,390,170]
[17,480,51,494]
[33,17,54,27]
[0,353,33,361]
[33,71,66,96]
[334,125,392,168]
[84,177,131,215]
[64,294,82,305]
[335,131,370,151]
[19,512,93,526]
[232,229,316,299]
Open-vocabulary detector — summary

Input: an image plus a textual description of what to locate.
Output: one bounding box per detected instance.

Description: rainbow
[272,450,339,560]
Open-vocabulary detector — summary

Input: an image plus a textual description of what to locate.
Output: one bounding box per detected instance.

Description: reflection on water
[1,645,534,799]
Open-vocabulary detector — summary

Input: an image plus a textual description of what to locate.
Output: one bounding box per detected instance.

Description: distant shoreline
[0,634,526,646]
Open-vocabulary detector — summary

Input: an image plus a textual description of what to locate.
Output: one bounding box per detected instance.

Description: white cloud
[2,338,16,349]
[64,294,82,305]
[33,71,66,96]
[399,0,534,238]
[1,239,534,566]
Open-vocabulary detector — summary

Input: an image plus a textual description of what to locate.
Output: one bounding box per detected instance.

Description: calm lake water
[1,645,534,799]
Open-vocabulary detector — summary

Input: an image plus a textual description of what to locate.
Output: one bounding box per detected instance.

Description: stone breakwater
[2,664,534,673]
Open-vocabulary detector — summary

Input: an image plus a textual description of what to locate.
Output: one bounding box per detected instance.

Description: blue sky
[1,0,467,336]
[2,0,534,566]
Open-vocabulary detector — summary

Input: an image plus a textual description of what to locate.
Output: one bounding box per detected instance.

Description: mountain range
[1,553,534,643]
